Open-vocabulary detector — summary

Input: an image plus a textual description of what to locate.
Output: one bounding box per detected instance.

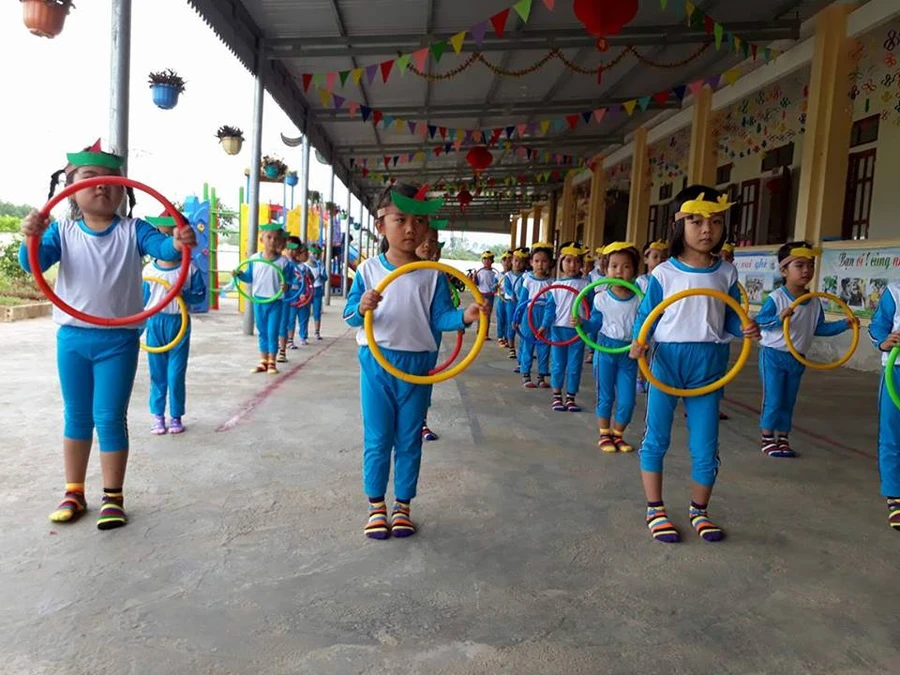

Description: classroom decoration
[573,0,638,38]
[216,125,244,155]
[22,0,73,38]
[456,189,473,212]
[466,146,494,173]
[148,69,186,110]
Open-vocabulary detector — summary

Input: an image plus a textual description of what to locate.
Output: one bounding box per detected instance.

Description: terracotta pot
[22,0,70,39]
[220,136,243,155]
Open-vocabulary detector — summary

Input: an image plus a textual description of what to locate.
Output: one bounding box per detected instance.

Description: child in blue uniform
[293,243,315,345]
[504,247,529,361]
[576,243,642,452]
[635,240,668,393]
[278,236,308,359]
[475,251,500,340]
[755,242,856,458]
[541,242,589,412]
[20,140,196,530]
[869,281,900,532]
[234,224,292,374]
[496,251,513,348]
[344,183,485,539]
[513,243,554,388]
[143,216,207,435]
[416,224,444,442]
[308,243,327,340]
[630,186,760,544]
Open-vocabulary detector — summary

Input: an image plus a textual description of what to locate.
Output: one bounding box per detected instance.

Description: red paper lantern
[573,0,638,37]
[466,146,493,174]
[457,189,473,212]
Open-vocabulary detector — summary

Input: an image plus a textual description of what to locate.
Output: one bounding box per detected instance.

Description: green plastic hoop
[451,284,460,308]
[233,257,286,305]
[886,346,900,411]
[572,278,644,354]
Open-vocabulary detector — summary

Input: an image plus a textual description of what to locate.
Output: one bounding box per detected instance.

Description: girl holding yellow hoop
[629,186,760,544]
[754,242,857,458]
[142,216,207,435]
[868,280,900,532]
[344,184,486,540]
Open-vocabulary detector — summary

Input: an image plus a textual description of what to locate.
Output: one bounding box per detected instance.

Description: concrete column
[109,0,131,171]
[560,173,576,243]
[358,199,364,259]
[509,217,517,250]
[299,136,311,243]
[242,41,265,336]
[341,188,352,296]
[793,3,855,243]
[585,161,607,249]
[625,127,651,254]
[687,87,717,186]
[547,191,559,246]
[519,210,529,248]
[325,167,335,305]
[531,205,544,245]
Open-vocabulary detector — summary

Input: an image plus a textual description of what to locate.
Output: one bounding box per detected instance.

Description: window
[761,143,794,172]
[659,182,673,201]
[850,114,879,147]
[716,164,733,185]
[843,149,876,240]
[648,205,658,242]
[736,179,760,246]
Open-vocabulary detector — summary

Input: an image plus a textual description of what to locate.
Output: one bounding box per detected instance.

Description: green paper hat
[286,241,300,250]
[389,184,444,217]
[309,243,322,252]
[437,241,446,249]
[430,219,450,230]
[65,139,124,173]
[259,223,282,232]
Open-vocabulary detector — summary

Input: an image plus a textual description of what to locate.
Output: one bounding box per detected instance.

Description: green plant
[216,125,244,140]
[309,190,322,206]
[260,155,288,178]
[148,69,186,94]
[0,201,38,218]
[0,237,27,283]
[0,215,21,233]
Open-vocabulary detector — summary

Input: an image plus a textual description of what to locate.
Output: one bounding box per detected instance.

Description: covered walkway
[1,304,896,674]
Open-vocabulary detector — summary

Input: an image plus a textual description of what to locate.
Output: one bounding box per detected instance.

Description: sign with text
[734,252,780,305]
[820,245,900,317]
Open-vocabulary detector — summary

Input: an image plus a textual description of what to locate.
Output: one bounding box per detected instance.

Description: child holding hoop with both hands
[630,185,760,544]
[19,140,196,530]
[344,183,486,540]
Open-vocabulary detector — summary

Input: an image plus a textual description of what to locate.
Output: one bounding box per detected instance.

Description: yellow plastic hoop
[637,288,753,397]
[783,291,859,370]
[737,281,750,313]
[364,261,487,385]
[139,276,189,354]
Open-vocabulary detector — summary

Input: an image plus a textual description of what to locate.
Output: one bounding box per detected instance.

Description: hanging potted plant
[148,69,186,110]
[285,170,299,187]
[22,0,73,38]
[215,125,244,155]
[309,190,322,207]
[261,155,288,181]
[324,201,338,216]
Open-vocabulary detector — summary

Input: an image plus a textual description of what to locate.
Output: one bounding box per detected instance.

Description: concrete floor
[1,299,898,675]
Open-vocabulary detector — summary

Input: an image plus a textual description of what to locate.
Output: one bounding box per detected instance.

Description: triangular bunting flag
[623,100,638,116]
[491,8,511,39]
[672,85,687,101]
[317,88,331,107]
[638,96,651,111]
[506,126,515,139]
[581,111,592,124]
[365,64,378,84]
[707,74,720,89]
[339,70,350,87]
[382,115,394,128]
[408,121,417,134]
[351,69,363,85]
[332,94,345,110]
[513,0,533,22]
[714,23,724,50]
[751,44,758,60]
[741,40,750,58]
[764,47,772,62]
[704,15,714,34]
[445,142,452,153]
[733,36,742,54]
[688,80,704,96]
[380,60,394,83]
[431,41,448,63]
[517,123,528,136]
[593,108,606,123]
[372,110,383,125]
[428,125,437,139]
[450,31,466,54]
[471,21,488,46]
[325,72,337,91]
[652,90,670,106]
[540,120,551,135]
[439,127,447,139]
[396,54,411,74]
[349,101,359,117]
[685,1,695,22]
[412,48,428,71]
[722,69,741,86]
[302,73,313,92]
[392,156,399,166]
[553,119,565,131]
[383,156,390,169]
[313,73,325,87]
[660,0,667,8]
[543,0,554,8]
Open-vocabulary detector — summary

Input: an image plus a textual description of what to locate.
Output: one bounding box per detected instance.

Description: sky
[0,0,506,248]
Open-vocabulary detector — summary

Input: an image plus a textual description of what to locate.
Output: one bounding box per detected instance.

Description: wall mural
[649,126,691,184]
[849,20,900,124]
[605,160,633,191]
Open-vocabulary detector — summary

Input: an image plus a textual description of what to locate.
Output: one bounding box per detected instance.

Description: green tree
[0,201,37,218]
[0,215,21,233]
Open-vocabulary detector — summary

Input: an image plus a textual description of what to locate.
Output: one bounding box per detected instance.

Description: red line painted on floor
[722,396,877,460]
[216,329,351,432]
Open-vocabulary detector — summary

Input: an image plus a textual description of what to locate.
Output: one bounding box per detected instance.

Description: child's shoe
[168,417,185,434]
[507,348,517,359]
[598,429,617,453]
[551,395,566,412]
[276,349,287,363]
[422,424,438,441]
[612,431,633,453]
[267,361,279,375]
[97,492,127,531]
[251,360,268,374]
[390,501,416,538]
[523,375,536,389]
[719,410,730,420]
[565,395,581,413]
[636,380,648,394]
[287,339,298,350]
[536,375,550,389]
[689,502,725,542]
[315,332,323,341]
[776,436,796,457]
[150,414,167,435]
[49,489,87,523]
[300,338,309,346]
[365,501,389,540]
[888,498,900,533]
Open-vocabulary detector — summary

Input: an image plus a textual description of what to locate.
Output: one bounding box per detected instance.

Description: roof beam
[266,21,800,58]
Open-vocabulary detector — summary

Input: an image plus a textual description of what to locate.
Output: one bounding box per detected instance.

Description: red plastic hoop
[29,176,191,327]
[527,284,590,347]
[429,330,464,375]
[289,270,315,308]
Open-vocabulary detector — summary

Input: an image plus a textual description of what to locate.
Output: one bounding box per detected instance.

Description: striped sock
[97,488,127,531]
[689,501,724,542]
[49,483,86,523]
[888,498,900,533]
[390,500,416,538]
[365,499,389,540]
[646,501,680,543]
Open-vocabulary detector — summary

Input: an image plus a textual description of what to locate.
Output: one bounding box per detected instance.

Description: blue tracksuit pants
[758,346,805,432]
[312,286,324,322]
[550,327,586,394]
[879,367,900,497]
[359,347,432,501]
[280,303,299,339]
[425,331,442,410]
[255,302,283,353]
[496,298,509,342]
[640,342,729,487]
[518,304,549,376]
[146,313,192,418]
[57,326,140,452]
[297,302,311,339]
[593,336,637,424]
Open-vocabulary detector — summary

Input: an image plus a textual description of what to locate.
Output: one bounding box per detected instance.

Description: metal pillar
[324,166,336,305]
[358,199,364,260]
[242,41,266,336]
[341,188,352,297]
[109,0,132,171]
[299,136,311,242]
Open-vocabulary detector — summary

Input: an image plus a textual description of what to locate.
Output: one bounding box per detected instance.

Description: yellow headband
[648,240,668,252]
[595,247,605,256]
[513,250,530,259]
[679,192,734,219]
[602,241,637,256]
[481,251,495,259]
[780,246,820,268]
[559,245,586,257]
[721,243,734,254]
[532,242,554,255]
[584,253,595,261]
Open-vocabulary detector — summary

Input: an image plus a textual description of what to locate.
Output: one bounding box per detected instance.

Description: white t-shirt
[475,267,500,295]
[240,253,291,299]
[547,277,589,328]
[593,288,641,341]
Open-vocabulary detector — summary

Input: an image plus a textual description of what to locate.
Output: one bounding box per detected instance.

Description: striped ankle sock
[887,498,900,532]
[390,500,416,538]
[49,483,86,523]
[689,501,724,542]
[365,499,389,540]
[646,501,680,543]
[97,488,127,530]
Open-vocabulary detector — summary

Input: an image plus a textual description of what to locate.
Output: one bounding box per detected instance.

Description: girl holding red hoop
[629,185,760,544]
[416,224,444,442]
[19,141,196,530]
[574,243,642,451]
[541,242,590,412]
[344,183,485,539]
[513,243,555,388]
[867,280,900,532]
